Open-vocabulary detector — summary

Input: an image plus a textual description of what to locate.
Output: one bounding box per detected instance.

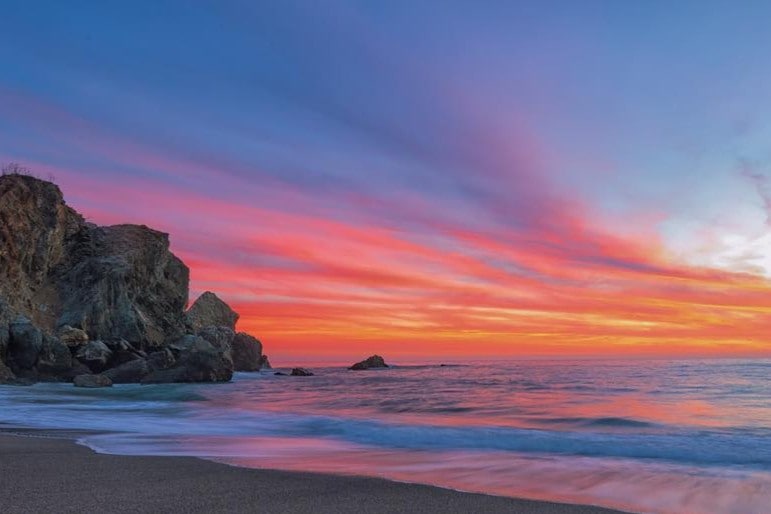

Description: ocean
[1,359,769,514]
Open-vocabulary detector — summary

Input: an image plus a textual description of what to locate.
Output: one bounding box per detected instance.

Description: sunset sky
[2,2,771,361]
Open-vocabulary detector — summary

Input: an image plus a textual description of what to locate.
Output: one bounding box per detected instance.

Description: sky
[2,1,771,361]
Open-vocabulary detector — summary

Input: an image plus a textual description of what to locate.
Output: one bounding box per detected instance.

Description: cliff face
[0,173,269,385]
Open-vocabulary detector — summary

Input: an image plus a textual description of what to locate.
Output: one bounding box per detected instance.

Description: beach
[0,433,625,514]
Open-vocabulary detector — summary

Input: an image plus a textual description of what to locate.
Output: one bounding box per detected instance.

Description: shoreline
[0,430,628,514]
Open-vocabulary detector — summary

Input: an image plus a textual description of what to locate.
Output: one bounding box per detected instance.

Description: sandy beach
[0,433,626,514]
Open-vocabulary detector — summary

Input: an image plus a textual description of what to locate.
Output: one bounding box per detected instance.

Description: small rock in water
[73,374,113,388]
[349,355,388,370]
[290,367,314,376]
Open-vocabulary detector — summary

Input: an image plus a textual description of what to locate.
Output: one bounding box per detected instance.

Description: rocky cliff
[0,172,269,386]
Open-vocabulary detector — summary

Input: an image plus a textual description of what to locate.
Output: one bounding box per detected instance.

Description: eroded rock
[186,292,239,333]
[231,332,264,372]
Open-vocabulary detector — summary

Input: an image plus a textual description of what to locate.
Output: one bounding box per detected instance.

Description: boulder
[57,325,89,347]
[103,359,150,384]
[36,335,73,377]
[290,367,314,376]
[8,316,43,369]
[73,374,112,388]
[142,335,233,384]
[258,355,272,370]
[274,371,288,376]
[231,332,264,372]
[349,355,389,370]
[186,292,239,332]
[76,341,113,373]
[147,348,175,370]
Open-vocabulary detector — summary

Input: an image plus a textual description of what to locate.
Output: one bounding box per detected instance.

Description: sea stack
[349,355,389,370]
[0,172,269,385]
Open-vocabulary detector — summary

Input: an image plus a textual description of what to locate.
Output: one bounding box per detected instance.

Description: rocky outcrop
[290,367,314,376]
[0,172,271,386]
[349,355,389,370]
[186,292,239,333]
[57,224,189,348]
[231,333,264,371]
[141,335,233,384]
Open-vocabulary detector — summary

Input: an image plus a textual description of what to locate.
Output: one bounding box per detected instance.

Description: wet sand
[0,433,627,514]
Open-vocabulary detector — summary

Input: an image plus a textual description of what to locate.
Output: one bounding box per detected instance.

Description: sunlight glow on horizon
[2,2,771,360]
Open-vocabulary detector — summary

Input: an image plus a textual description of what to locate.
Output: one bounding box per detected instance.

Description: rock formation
[0,172,269,385]
[349,355,389,370]
[290,367,314,376]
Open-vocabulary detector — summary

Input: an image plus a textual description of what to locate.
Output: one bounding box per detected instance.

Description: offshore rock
[290,367,314,376]
[186,292,239,333]
[231,332,264,372]
[349,355,389,370]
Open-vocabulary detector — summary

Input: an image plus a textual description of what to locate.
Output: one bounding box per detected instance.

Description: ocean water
[1,359,769,514]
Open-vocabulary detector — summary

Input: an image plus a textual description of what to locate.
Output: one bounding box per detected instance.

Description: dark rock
[103,359,150,384]
[290,367,314,376]
[58,224,190,349]
[36,335,73,376]
[197,326,235,355]
[231,332,263,372]
[349,355,389,370]
[0,360,15,383]
[258,355,272,370]
[186,292,239,333]
[274,371,288,376]
[8,316,43,369]
[142,335,232,384]
[103,339,144,366]
[73,374,112,388]
[57,325,89,348]
[76,341,113,373]
[147,348,176,370]
[0,322,8,363]
[0,173,271,385]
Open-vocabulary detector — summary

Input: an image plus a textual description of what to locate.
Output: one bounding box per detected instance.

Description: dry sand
[0,433,627,514]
